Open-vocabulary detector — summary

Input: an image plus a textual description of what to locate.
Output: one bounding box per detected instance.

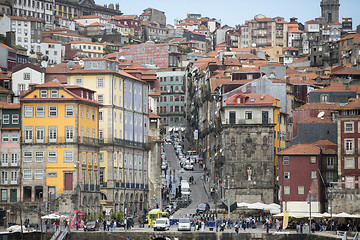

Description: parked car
[177,218,191,231]
[161,162,168,170]
[154,218,170,231]
[184,163,194,171]
[170,201,179,211]
[83,221,99,231]
[163,205,173,214]
[196,203,210,214]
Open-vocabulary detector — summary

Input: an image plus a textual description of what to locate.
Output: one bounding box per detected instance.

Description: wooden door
[64,173,73,191]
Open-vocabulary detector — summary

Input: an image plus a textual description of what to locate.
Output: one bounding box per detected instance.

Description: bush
[99,212,104,220]
[116,211,123,221]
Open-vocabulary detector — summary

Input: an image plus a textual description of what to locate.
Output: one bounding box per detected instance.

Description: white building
[40,38,62,64]
[0,15,42,55]
[239,25,249,48]
[55,16,76,31]
[11,62,45,103]
[13,0,55,30]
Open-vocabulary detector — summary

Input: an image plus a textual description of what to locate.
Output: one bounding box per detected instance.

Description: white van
[181,182,191,196]
[154,218,170,231]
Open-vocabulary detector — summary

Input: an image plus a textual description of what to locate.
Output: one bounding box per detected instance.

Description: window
[80,106,84,118]
[2,133,8,142]
[24,126,33,143]
[12,133,18,142]
[310,156,317,164]
[65,105,74,117]
[284,186,290,195]
[344,158,354,169]
[96,77,104,88]
[23,152,32,162]
[2,114,9,124]
[245,111,252,120]
[88,153,91,164]
[75,78,83,86]
[50,90,58,98]
[99,153,103,162]
[283,156,290,165]
[48,105,57,117]
[92,109,95,121]
[65,126,74,142]
[48,151,57,162]
[229,111,236,124]
[297,185,305,195]
[284,172,290,179]
[345,139,354,154]
[320,94,328,102]
[327,157,335,169]
[40,90,47,98]
[99,111,103,121]
[94,155,97,164]
[35,151,44,162]
[1,153,8,165]
[345,176,355,189]
[11,171,18,183]
[86,107,89,120]
[1,189,7,202]
[48,126,57,143]
[97,94,104,104]
[24,72,30,80]
[35,126,44,143]
[12,114,19,124]
[23,169,32,179]
[11,153,18,165]
[35,105,45,117]
[64,150,73,162]
[311,171,317,179]
[24,106,33,117]
[345,122,354,133]
[35,169,44,179]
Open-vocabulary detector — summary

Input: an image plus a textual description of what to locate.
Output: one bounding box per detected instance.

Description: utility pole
[227,179,230,221]
[309,191,312,234]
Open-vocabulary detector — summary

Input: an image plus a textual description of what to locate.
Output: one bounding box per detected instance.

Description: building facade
[66,58,150,215]
[20,81,102,217]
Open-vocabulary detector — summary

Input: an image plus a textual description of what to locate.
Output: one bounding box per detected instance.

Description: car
[161,162,168,170]
[153,218,170,231]
[163,205,173,214]
[83,221,99,231]
[184,163,194,171]
[196,203,210,215]
[170,201,178,211]
[165,135,172,143]
[177,218,191,231]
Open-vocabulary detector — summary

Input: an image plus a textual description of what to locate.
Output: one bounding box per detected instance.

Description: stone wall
[331,188,360,214]
[67,232,339,240]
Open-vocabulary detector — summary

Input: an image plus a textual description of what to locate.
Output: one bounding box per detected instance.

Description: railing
[77,137,102,145]
[82,184,100,191]
[99,138,147,148]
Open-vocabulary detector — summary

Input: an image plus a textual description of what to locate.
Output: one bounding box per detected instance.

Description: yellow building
[20,81,102,215]
[66,58,150,215]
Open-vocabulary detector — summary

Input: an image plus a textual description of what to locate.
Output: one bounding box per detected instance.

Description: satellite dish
[79,60,84,67]
[119,56,125,60]
[67,61,75,66]
[251,43,257,48]
[317,111,325,118]
[41,61,48,68]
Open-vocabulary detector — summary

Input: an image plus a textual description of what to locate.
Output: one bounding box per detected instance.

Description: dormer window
[50,90,58,98]
[237,98,240,104]
[40,90,47,98]
[320,94,328,103]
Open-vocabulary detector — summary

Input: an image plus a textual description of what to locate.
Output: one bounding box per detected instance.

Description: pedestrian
[103,219,106,232]
[107,219,110,231]
[113,219,116,231]
[76,221,79,231]
[124,218,127,230]
[265,218,270,233]
[235,223,240,238]
[201,220,205,232]
[216,220,219,232]
[110,220,114,231]
[55,220,60,231]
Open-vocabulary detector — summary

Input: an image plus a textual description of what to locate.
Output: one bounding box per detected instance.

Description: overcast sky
[99,0,360,28]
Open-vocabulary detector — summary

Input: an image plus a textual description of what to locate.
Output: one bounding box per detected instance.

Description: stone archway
[134,193,138,215]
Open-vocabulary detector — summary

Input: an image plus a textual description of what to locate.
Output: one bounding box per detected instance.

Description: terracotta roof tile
[295,102,340,111]
[225,93,276,106]
[0,43,15,51]
[278,144,320,155]
[0,101,20,109]
[42,37,60,44]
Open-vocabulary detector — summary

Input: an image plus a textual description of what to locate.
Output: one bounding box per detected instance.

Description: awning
[237,202,281,214]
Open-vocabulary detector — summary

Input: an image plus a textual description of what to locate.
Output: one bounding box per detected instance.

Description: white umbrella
[41,213,61,219]
[333,212,352,218]
[322,212,332,218]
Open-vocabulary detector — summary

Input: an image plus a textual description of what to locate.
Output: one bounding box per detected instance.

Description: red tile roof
[295,102,340,111]
[299,117,334,123]
[87,22,104,27]
[0,101,20,109]
[42,37,60,44]
[0,43,15,51]
[225,93,276,106]
[278,144,320,155]
[67,41,104,45]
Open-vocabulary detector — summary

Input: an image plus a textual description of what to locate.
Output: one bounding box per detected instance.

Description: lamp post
[38,191,43,239]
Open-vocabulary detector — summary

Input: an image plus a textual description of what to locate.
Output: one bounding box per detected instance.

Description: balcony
[23,137,101,146]
[99,138,147,149]
[115,182,120,188]
[100,182,107,188]
[77,137,102,145]
[82,184,100,191]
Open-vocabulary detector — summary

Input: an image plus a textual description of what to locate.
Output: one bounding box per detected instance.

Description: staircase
[50,227,69,240]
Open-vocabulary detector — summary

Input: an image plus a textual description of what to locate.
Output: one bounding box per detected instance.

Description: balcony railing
[22,137,102,146]
[99,138,147,148]
[81,184,100,192]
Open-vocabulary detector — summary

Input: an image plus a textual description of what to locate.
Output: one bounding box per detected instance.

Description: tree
[179,46,193,54]
[104,45,113,54]
[116,211,123,221]
[99,211,104,220]
[84,211,88,221]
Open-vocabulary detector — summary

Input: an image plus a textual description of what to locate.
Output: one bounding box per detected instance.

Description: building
[118,42,181,69]
[55,0,122,20]
[11,62,45,103]
[42,29,91,45]
[111,15,142,37]
[342,18,353,32]
[140,8,166,27]
[12,0,55,30]
[20,81,102,218]
[278,142,337,213]
[321,0,340,24]
[156,71,186,134]
[0,0,12,17]
[40,37,62,65]
[0,43,17,71]
[66,58,150,215]
[220,93,279,203]
[338,33,360,69]
[0,15,42,55]
[0,102,21,211]
[65,41,105,59]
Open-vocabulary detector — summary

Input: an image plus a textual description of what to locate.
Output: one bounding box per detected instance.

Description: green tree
[179,46,193,54]
[116,211,123,221]
[104,45,113,54]
[84,211,88,221]
[111,212,116,220]
[99,211,104,220]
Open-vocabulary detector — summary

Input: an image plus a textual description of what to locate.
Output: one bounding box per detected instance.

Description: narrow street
[162,142,209,218]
